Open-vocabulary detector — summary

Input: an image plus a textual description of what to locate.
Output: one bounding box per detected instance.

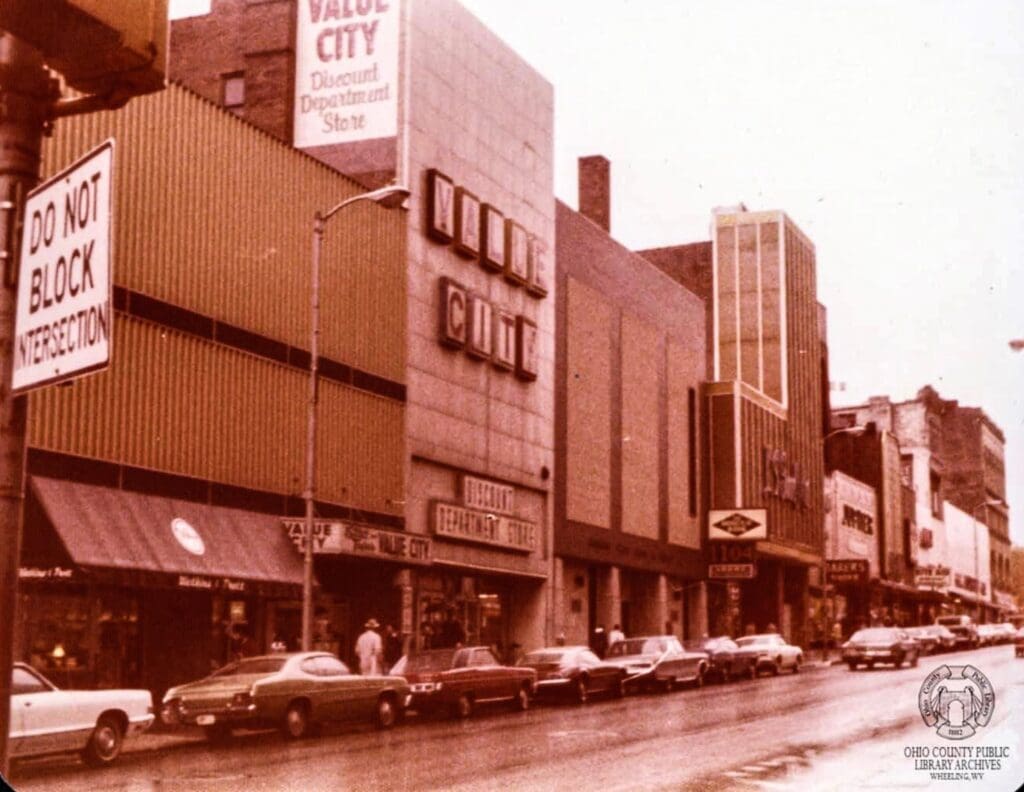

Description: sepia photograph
[0,1,1021,790]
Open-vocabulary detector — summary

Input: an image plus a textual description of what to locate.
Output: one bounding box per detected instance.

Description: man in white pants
[355,618,384,675]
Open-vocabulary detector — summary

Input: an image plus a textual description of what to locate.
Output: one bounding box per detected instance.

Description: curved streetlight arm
[321,185,410,223]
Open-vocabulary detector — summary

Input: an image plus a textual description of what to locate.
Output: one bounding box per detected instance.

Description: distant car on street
[161,652,410,740]
[392,646,536,718]
[976,624,1001,647]
[733,634,803,675]
[841,627,920,670]
[683,637,757,682]
[906,624,957,654]
[603,636,709,692]
[935,615,979,649]
[9,662,154,767]
[516,646,625,703]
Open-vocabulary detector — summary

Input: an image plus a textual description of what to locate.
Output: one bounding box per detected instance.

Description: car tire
[771,659,781,676]
[721,667,731,684]
[894,651,905,669]
[375,694,398,729]
[453,693,474,719]
[612,674,625,698]
[282,700,311,739]
[660,676,675,693]
[574,677,588,705]
[792,655,802,674]
[847,661,858,671]
[514,685,531,711]
[866,660,875,670]
[82,715,124,767]
[202,724,233,743]
[910,651,919,668]
[748,662,758,680]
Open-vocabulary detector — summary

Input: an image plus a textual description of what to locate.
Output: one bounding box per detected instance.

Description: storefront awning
[30,476,304,595]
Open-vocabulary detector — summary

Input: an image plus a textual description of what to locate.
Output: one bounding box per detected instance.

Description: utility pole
[0,31,53,777]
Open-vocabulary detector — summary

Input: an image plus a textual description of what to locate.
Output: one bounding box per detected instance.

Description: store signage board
[708,563,756,579]
[13,140,114,393]
[827,558,869,585]
[708,509,767,541]
[293,0,399,148]
[431,501,537,553]
[282,519,430,564]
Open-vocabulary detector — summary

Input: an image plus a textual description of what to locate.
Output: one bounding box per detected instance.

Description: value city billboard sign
[293,0,400,149]
[13,140,114,393]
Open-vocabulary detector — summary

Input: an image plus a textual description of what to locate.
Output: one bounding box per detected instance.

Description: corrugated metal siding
[28,317,405,506]
[39,83,406,383]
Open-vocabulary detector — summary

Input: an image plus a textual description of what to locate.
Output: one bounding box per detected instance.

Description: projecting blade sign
[708,509,767,541]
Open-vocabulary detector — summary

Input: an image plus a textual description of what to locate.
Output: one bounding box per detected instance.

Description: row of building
[11,0,1016,706]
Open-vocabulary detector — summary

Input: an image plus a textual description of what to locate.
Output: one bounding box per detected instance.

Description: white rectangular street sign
[13,140,114,392]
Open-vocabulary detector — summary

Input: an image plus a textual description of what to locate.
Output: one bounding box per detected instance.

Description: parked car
[1015,627,1024,658]
[733,634,804,675]
[842,627,920,670]
[935,615,979,649]
[9,662,154,767]
[516,646,625,703]
[904,627,938,655]
[161,652,410,740]
[976,624,1000,647]
[993,623,1018,644]
[392,646,536,718]
[603,636,709,692]
[919,624,958,653]
[683,636,756,682]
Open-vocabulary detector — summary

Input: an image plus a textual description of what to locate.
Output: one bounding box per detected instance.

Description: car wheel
[612,674,625,698]
[375,694,398,729]
[721,667,731,684]
[748,662,757,680]
[453,693,474,719]
[792,655,802,674]
[894,651,905,669]
[82,715,124,767]
[910,651,919,668]
[282,700,311,739]
[574,677,588,705]
[514,684,531,711]
[771,658,781,676]
[866,660,875,670]
[203,724,233,743]
[694,667,706,689]
[847,661,858,671]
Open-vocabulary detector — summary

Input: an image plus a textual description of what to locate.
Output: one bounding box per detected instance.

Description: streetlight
[302,184,410,651]
[971,498,1006,626]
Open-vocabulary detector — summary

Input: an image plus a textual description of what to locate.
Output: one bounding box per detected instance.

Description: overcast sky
[174,1,1023,544]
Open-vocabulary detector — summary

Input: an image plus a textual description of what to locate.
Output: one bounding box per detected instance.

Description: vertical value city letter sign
[13,140,114,392]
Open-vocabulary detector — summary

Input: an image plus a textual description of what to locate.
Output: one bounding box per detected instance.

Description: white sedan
[733,633,804,675]
[9,662,154,766]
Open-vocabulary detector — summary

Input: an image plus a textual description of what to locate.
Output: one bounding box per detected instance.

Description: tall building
[553,158,707,646]
[642,209,828,648]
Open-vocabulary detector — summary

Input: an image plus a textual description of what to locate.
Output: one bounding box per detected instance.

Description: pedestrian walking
[355,618,384,675]
[608,623,625,647]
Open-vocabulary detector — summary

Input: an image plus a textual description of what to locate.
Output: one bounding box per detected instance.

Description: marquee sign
[282,519,430,564]
[827,558,869,585]
[431,501,536,553]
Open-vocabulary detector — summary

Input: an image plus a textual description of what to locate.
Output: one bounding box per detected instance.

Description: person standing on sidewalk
[355,619,384,675]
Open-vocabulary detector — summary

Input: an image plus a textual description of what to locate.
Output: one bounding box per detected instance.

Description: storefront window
[23,591,92,687]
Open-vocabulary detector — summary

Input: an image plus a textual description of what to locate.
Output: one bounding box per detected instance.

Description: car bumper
[162,703,259,728]
[843,650,899,662]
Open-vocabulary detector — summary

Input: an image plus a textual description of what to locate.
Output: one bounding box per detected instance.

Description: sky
[172,1,1024,543]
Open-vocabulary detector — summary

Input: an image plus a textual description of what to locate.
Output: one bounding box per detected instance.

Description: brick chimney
[578,155,610,232]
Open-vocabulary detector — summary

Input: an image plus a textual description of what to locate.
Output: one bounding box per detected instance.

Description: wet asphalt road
[8,645,1022,792]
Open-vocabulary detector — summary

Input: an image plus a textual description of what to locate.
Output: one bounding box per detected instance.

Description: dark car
[842,628,920,670]
[161,652,410,740]
[516,646,625,703]
[683,637,756,682]
[392,646,536,718]
[935,615,978,649]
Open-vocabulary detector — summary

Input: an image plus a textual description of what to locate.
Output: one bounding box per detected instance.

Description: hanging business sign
[13,140,114,392]
[293,0,399,148]
[708,509,767,541]
[826,559,869,585]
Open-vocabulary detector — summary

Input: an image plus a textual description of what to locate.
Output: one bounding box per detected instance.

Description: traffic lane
[9,646,1015,792]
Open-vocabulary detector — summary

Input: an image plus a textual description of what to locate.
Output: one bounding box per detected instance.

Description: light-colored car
[603,636,709,692]
[733,633,804,675]
[976,624,1000,647]
[162,652,410,740]
[9,662,154,767]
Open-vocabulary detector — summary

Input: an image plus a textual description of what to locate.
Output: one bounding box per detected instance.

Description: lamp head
[368,185,410,208]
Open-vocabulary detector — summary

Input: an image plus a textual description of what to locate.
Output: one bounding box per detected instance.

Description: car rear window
[403,650,456,672]
[607,638,666,656]
[212,658,286,676]
[850,629,896,641]
[521,651,566,664]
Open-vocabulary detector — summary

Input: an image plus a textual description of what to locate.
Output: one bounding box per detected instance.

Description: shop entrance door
[141,590,211,705]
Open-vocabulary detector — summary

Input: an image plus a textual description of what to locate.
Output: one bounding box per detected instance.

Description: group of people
[588,623,625,658]
[354,619,404,675]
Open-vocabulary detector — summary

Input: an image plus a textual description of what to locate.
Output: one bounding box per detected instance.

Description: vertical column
[597,565,621,632]
[0,33,51,777]
[552,556,565,643]
[654,574,669,635]
[687,581,709,640]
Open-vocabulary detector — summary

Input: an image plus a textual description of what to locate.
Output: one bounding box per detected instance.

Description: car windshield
[850,629,897,642]
[607,638,667,657]
[402,650,457,672]
[936,617,964,626]
[520,651,569,665]
[735,635,777,647]
[211,657,286,677]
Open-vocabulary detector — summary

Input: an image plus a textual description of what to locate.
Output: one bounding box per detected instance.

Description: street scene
[1,1,1023,791]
